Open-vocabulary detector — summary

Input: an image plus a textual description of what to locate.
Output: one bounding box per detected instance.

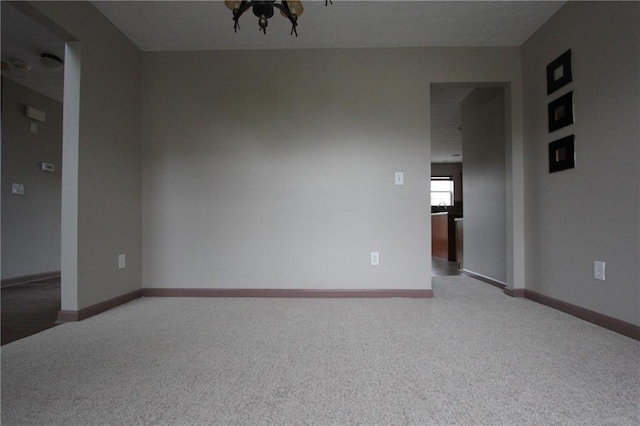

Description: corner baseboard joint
[504,287,525,297]
[57,289,142,323]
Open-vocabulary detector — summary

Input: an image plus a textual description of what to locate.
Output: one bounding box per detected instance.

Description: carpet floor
[1,276,638,425]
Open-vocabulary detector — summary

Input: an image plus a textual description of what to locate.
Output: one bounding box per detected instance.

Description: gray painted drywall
[1,78,62,280]
[431,163,463,204]
[60,41,80,311]
[19,3,529,300]
[141,48,524,291]
[29,2,143,310]
[522,2,639,324]
[461,88,507,283]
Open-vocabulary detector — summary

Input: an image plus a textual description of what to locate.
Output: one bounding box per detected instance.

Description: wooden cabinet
[431,212,462,261]
[431,213,449,260]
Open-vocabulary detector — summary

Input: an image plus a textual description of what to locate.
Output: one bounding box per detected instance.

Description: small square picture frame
[547,49,572,95]
[549,135,575,173]
[548,91,574,132]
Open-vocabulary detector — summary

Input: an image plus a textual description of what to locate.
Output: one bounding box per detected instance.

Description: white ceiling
[1,2,66,102]
[2,1,566,162]
[431,85,473,163]
[89,0,564,163]
[91,1,565,51]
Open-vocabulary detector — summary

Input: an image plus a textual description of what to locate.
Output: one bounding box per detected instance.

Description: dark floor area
[1,278,61,345]
[431,257,461,276]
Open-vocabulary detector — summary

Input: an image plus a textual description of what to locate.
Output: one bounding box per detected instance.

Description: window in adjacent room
[431,177,454,206]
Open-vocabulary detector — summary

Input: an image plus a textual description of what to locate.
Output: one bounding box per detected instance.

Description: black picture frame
[548,91,574,132]
[547,49,572,95]
[549,135,575,173]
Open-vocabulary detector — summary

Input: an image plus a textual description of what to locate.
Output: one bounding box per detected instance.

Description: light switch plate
[395,172,404,186]
[371,252,380,266]
[11,183,25,195]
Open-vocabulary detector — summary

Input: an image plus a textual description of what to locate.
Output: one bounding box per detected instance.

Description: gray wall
[30,1,143,310]
[522,2,639,324]
[461,88,506,283]
[142,48,524,291]
[1,78,62,280]
[24,4,529,302]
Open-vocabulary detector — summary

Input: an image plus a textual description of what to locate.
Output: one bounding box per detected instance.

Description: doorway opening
[1,2,73,344]
[430,83,508,287]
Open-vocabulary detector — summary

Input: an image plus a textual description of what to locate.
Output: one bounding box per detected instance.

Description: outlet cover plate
[593,261,605,281]
[118,254,126,270]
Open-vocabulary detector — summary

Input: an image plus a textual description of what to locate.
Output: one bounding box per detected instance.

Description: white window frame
[430,176,454,207]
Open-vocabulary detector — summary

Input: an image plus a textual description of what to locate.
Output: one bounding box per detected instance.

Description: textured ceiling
[91,1,565,51]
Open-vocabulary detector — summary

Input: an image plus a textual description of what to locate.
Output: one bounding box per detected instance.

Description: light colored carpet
[1,276,638,425]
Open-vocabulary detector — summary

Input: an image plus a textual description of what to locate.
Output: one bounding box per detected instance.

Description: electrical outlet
[371,252,380,266]
[593,261,605,281]
[118,254,126,270]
